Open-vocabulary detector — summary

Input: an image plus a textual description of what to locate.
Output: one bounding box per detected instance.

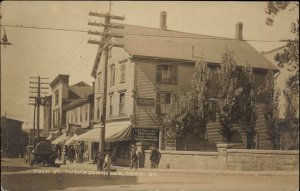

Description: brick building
[1,116,24,157]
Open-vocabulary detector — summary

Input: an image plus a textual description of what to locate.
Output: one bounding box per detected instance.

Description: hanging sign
[133,128,159,142]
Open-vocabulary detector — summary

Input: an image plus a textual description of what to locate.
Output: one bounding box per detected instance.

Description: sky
[0,1,298,129]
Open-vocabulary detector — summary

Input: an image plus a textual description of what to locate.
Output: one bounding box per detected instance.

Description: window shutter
[172,65,177,84]
[156,93,160,114]
[156,65,162,83]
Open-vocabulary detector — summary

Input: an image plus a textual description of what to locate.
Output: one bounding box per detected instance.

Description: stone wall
[144,144,299,171]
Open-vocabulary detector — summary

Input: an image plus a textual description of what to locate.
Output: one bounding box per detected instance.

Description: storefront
[76,121,160,167]
[76,121,132,164]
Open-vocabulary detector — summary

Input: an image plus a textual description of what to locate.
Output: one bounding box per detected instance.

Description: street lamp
[1,27,12,45]
[0,15,12,46]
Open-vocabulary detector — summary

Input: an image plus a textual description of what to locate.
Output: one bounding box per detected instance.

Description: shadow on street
[1,173,138,191]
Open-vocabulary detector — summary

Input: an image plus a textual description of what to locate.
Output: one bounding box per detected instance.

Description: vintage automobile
[28,140,56,167]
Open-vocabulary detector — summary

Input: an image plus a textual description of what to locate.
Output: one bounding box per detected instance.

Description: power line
[1,23,295,43]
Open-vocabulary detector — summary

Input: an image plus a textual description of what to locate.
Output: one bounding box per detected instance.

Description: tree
[266,1,299,94]
[165,57,211,141]
[216,49,240,143]
[239,64,257,149]
[260,70,280,149]
[265,1,299,150]
[283,87,299,149]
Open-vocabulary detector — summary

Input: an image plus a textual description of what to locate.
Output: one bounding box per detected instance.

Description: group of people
[55,144,85,165]
[130,144,161,169]
[57,143,162,169]
[94,151,111,171]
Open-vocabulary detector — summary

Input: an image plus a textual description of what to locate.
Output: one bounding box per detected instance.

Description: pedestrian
[103,152,111,171]
[62,145,68,165]
[130,144,139,169]
[85,150,89,162]
[68,146,76,163]
[150,145,161,169]
[56,145,62,160]
[96,151,105,171]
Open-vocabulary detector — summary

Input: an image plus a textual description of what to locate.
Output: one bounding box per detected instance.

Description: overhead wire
[0,23,294,43]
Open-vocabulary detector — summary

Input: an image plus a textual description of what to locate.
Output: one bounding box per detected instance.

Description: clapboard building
[85,11,277,155]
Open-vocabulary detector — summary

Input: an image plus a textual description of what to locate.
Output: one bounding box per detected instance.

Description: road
[1,158,299,191]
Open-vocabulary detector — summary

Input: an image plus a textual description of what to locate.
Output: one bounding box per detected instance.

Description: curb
[58,163,299,177]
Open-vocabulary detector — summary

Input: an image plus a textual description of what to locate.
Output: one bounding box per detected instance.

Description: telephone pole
[29,76,49,142]
[87,5,125,154]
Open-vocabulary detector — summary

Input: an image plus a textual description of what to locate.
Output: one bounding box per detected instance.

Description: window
[120,64,126,83]
[80,107,83,122]
[55,90,59,105]
[110,66,115,86]
[156,65,177,84]
[53,111,56,125]
[97,98,101,119]
[109,95,113,116]
[156,93,172,114]
[71,111,73,124]
[85,105,88,122]
[97,73,101,90]
[119,93,125,114]
[75,109,78,123]
[57,109,60,124]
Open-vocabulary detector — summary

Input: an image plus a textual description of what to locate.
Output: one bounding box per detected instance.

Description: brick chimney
[160,11,167,30]
[235,22,243,41]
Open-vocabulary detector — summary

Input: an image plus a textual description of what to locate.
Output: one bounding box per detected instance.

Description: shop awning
[51,133,70,145]
[46,134,52,140]
[77,121,132,142]
[106,125,132,142]
[65,134,79,146]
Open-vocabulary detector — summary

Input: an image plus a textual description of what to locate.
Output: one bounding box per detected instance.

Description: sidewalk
[57,160,299,177]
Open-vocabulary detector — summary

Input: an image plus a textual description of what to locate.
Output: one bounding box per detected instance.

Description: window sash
[120,64,126,83]
[157,64,176,84]
[109,95,113,116]
[55,91,59,105]
[157,93,172,114]
[161,65,172,81]
[110,67,115,86]
[97,74,101,90]
[119,94,125,114]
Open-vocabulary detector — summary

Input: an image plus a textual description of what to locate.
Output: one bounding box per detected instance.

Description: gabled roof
[71,81,91,87]
[68,84,93,99]
[91,24,277,76]
[49,74,69,88]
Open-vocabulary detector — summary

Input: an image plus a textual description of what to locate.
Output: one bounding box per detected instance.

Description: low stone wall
[144,144,299,171]
[145,150,219,170]
[226,149,299,171]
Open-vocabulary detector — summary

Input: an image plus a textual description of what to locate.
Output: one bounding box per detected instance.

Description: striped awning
[106,125,132,142]
[77,121,132,142]
[51,133,70,145]
[65,134,79,146]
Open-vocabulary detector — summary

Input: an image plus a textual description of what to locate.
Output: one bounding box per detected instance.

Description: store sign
[133,128,159,142]
[137,98,155,106]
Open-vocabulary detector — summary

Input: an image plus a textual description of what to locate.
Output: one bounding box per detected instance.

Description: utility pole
[88,6,125,156]
[29,76,49,142]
